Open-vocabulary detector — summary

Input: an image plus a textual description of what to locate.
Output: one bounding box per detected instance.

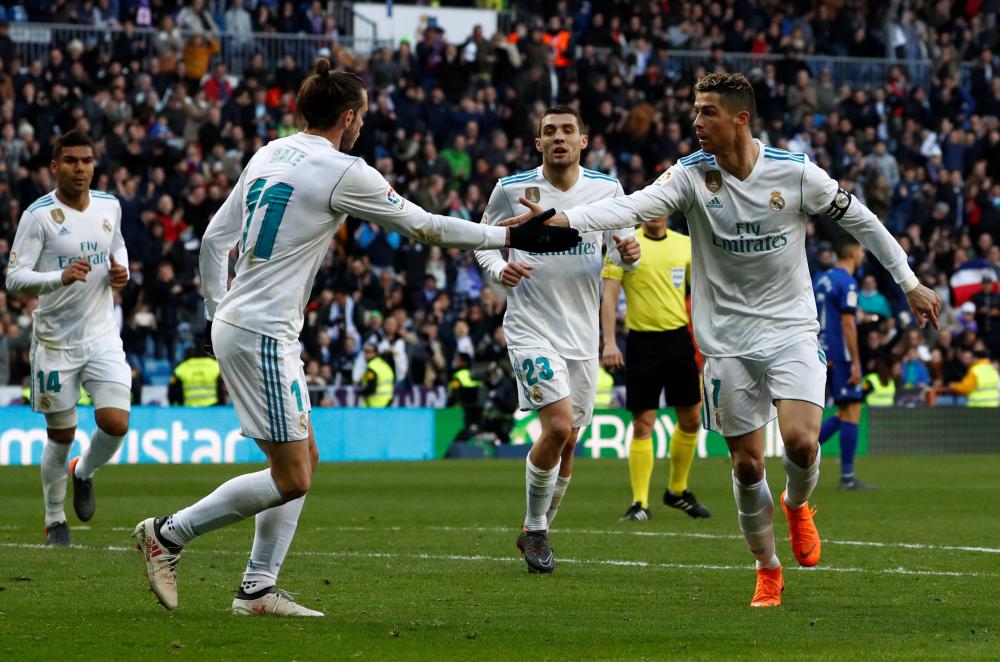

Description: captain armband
[825,188,852,220]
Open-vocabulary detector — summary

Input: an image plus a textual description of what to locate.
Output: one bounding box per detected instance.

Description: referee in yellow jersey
[601,216,711,521]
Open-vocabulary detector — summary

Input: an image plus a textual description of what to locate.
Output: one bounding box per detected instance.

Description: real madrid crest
[50,209,65,224]
[299,413,308,431]
[531,385,543,403]
[704,170,722,193]
[769,191,785,212]
[102,218,112,233]
[524,187,541,204]
[40,395,51,409]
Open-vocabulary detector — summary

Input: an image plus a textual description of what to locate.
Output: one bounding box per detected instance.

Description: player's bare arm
[600,278,624,371]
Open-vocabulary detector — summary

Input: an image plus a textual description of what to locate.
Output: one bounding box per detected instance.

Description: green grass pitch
[0,455,997,660]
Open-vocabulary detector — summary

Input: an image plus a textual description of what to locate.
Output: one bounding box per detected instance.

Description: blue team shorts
[828,360,864,404]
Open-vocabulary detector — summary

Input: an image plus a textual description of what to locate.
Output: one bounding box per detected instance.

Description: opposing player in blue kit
[813,235,873,490]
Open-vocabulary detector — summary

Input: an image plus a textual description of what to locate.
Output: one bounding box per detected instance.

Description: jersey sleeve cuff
[564,208,584,231]
[899,275,920,294]
[483,224,507,249]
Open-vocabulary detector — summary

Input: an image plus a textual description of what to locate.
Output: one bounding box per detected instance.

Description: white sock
[161,469,283,547]
[523,456,559,531]
[241,496,306,595]
[732,472,779,569]
[76,429,124,479]
[545,474,572,527]
[41,440,71,526]
[782,453,821,509]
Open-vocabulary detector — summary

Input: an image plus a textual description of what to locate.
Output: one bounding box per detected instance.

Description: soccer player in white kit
[132,59,580,616]
[7,131,132,547]
[476,106,640,574]
[509,73,940,605]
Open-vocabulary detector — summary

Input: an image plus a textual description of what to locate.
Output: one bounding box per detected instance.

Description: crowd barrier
[0,405,872,466]
[8,22,973,91]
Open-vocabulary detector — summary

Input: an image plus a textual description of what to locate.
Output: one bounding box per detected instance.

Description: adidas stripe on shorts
[212,320,311,442]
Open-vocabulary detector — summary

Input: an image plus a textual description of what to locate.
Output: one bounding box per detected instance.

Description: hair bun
[315,57,331,75]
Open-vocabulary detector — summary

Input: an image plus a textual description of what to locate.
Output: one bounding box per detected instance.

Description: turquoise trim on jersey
[582,168,617,183]
[90,190,117,199]
[678,151,718,168]
[499,175,537,187]
[260,337,276,441]
[499,169,539,185]
[26,195,54,213]
[763,147,804,163]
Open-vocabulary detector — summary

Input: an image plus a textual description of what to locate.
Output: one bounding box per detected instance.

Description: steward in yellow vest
[862,371,896,407]
[170,348,222,407]
[595,366,614,408]
[360,343,394,408]
[945,351,999,408]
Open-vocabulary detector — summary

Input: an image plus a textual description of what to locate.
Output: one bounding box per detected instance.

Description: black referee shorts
[625,328,701,411]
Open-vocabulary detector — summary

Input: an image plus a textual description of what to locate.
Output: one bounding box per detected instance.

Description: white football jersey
[564,140,916,358]
[476,166,632,360]
[202,132,508,342]
[7,190,127,348]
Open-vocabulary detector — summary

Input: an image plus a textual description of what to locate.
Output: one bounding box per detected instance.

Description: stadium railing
[8,22,394,76]
[587,47,974,92]
[8,23,976,90]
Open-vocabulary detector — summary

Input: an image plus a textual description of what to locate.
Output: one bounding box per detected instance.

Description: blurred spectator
[859,275,893,323]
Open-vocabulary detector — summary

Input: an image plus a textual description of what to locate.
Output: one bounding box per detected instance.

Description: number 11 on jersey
[241,178,294,260]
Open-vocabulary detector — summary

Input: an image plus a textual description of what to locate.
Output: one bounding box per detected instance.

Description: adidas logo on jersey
[706,197,723,209]
[58,227,71,236]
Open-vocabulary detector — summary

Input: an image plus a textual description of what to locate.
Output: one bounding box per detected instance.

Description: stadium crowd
[0,0,998,406]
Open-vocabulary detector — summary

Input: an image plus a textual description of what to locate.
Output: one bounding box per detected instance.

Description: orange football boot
[780,489,821,567]
[750,566,784,607]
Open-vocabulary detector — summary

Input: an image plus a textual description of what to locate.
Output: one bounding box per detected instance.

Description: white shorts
[701,335,826,438]
[508,347,597,428]
[29,335,131,414]
[213,320,311,442]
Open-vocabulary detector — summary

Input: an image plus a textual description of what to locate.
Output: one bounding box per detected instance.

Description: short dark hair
[294,57,366,130]
[52,129,95,160]
[538,104,586,137]
[834,234,862,259]
[694,72,756,116]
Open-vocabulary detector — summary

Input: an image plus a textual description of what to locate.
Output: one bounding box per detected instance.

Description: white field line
[410,525,1000,556]
[0,541,993,579]
[5,523,1000,555]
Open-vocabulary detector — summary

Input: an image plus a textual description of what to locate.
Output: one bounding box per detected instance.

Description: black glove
[508,208,581,253]
[204,320,214,356]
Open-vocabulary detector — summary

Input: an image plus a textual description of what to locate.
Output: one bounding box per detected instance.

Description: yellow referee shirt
[601,226,690,331]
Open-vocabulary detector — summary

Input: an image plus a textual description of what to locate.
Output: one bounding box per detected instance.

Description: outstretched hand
[506,208,581,253]
[497,197,571,228]
[907,284,941,330]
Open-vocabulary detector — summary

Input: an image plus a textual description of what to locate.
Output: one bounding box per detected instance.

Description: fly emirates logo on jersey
[711,221,789,255]
[527,239,599,257]
[57,241,110,268]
